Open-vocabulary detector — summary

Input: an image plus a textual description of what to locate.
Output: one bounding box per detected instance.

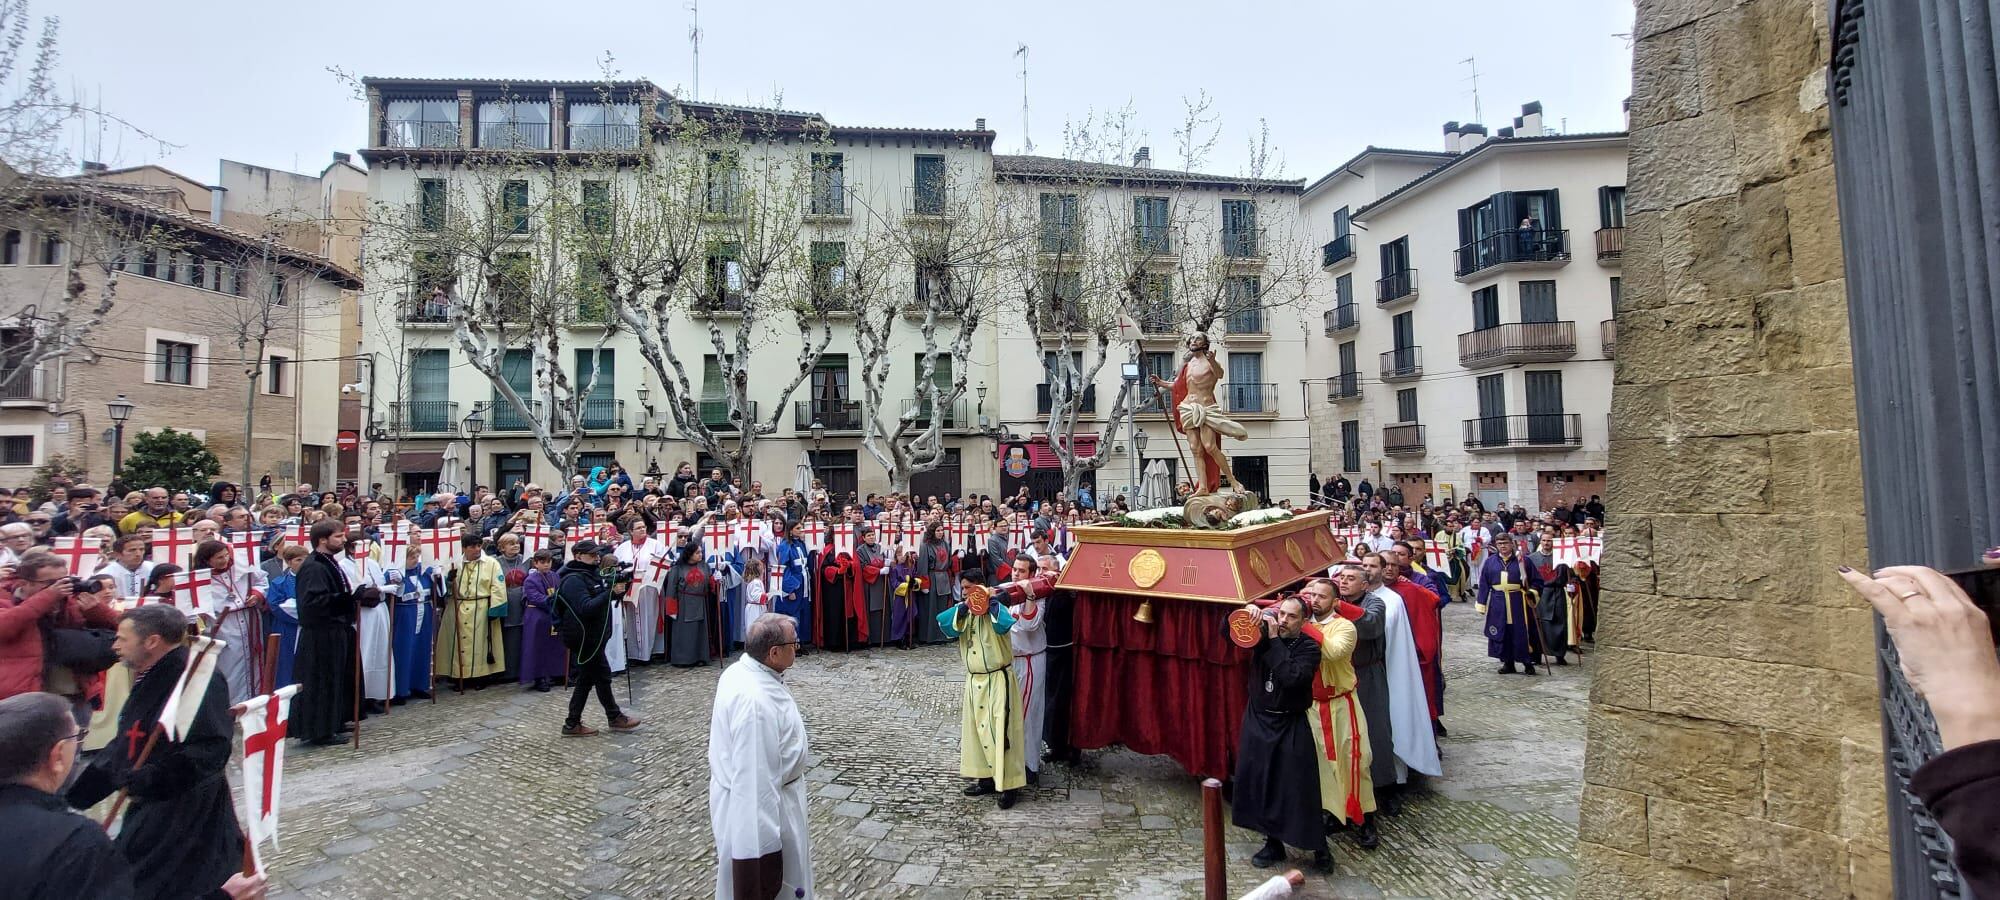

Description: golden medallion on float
[1314,529,1336,558]
[1128,548,1168,589]
[1284,537,1305,570]
[1247,548,1271,586]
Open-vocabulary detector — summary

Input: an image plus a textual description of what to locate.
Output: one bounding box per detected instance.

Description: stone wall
[1580,0,1888,896]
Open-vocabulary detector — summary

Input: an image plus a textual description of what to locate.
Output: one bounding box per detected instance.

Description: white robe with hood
[708,653,812,900]
[1375,586,1443,780]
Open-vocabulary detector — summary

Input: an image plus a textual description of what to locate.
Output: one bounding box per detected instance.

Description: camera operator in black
[553,541,644,737]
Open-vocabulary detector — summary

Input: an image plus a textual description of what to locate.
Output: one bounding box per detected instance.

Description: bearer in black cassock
[293,521,358,745]
[1230,595,1334,875]
[68,605,244,900]
[1036,555,1081,764]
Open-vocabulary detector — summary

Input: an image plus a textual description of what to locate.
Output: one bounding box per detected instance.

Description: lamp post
[1134,428,1150,506]
[1121,361,1142,507]
[462,405,486,492]
[106,394,135,480]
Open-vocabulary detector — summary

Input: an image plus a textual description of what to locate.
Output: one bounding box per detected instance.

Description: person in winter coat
[0,551,117,723]
[552,541,641,737]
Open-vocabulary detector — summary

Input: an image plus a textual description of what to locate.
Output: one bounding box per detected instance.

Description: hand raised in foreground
[1840,564,2000,750]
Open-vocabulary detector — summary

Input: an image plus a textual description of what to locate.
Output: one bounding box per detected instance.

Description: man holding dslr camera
[0,552,119,723]
[553,541,642,737]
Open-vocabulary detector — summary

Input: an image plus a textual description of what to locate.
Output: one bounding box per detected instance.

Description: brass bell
[1133,597,1155,624]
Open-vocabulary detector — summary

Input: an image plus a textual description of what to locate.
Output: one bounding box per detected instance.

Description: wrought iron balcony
[1462,413,1583,451]
[1133,224,1173,256]
[1039,222,1084,255]
[1224,306,1267,336]
[1036,383,1097,415]
[1454,228,1571,280]
[392,400,461,435]
[806,182,850,218]
[1320,234,1355,268]
[1221,227,1265,259]
[1327,371,1361,401]
[1226,382,1278,416]
[699,399,758,432]
[383,119,461,150]
[0,364,53,403]
[904,185,952,219]
[1380,347,1423,381]
[1134,384,1170,417]
[477,122,551,150]
[901,397,970,431]
[1595,226,1624,264]
[568,398,625,432]
[566,122,641,151]
[795,399,861,432]
[1323,303,1359,336]
[1376,269,1418,305]
[1602,319,1617,358]
[1383,423,1426,456]
[1457,321,1578,369]
[1138,302,1179,334]
[483,399,543,433]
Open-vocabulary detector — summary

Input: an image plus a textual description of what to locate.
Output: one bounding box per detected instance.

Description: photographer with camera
[0,551,118,723]
[553,541,642,737]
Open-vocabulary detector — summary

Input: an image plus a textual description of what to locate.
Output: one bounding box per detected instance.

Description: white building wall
[1302,136,1625,510]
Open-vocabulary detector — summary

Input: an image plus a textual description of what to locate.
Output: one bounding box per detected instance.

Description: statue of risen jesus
[1150,332,1248,496]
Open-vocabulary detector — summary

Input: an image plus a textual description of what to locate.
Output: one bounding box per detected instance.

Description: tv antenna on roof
[688,1,702,100]
[1462,56,1483,125]
[1015,43,1034,153]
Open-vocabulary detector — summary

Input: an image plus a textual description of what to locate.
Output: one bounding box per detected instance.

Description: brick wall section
[1580,0,1888,897]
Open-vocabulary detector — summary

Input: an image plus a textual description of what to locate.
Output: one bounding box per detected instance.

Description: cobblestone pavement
[266,602,1584,899]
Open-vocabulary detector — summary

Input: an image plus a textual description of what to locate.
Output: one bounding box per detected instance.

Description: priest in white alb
[708,612,813,900]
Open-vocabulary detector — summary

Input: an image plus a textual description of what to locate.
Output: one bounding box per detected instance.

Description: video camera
[599,560,634,593]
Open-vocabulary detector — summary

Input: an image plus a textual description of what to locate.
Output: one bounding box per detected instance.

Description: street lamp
[809,419,826,482]
[462,405,486,492]
[106,394,135,479]
[1134,428,1150,507]
[1121,362,1142,507]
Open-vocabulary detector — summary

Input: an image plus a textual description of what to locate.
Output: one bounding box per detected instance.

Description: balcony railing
[1376,268,1418,305]
[1224,307,1266,336]
[1036,383,1096,415]
[1226,382,1278,415]
[1221,227,1264,259]
[1321,234,1355,268]
[1380,347,1423,381]
[695,291,746,315]
[404,201,453,232]
[699,399,758,432]
[1133,224,1173,256]
[1455,228,1571,279]
[1039,222,1084,255]
[1595,226,1625,263]
[484,399,542,433]
[0,365,51,403]
[384,119,461,150]
[795,399,861,432]
[904,185,950,218]
[1138,302,1178,334]
[1602,318,1617,358]
[477,122,551,150]
[1457,321,1578,369]
[562,398,625,432]
[400,289,453,323]
[806,183,849,218]
[1134,384,1170,416]
[901,397,969,430]
[1327,371,1361,401]
[1384,423,1426,456]
[567,122,641,151]
[1462,413,1584,451]
[392,400,461,435]
[1323,303,1359,336]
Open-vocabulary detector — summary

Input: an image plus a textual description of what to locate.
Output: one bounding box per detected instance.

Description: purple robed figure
[1478,551,1543,667]
[888,560,920,643]
[519,565,569,686]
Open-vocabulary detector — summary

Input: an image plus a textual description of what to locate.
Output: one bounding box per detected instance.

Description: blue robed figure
[265,564,301,689]
[394,562,440,698]
[773,531,813,643]
[1477,535,1543,673]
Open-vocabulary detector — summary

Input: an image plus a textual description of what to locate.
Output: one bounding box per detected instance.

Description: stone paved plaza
[264,603,1586,899]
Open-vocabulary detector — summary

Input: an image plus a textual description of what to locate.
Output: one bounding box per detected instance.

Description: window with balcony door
[265,355,289,395]
[566,102,640,150]
[1599,186,1627,228]
[580,180,612,233]
[811,242,847,308]
[810,354,851,429]
[1397,388,1418,423]
[493,349,532,431]
[1338,341,1357,377]
[700,355,736,430]
[1227,352,1266,412]
[704,243,744,310]
[1379,237,1414,301]
[2,230,20,264]
[1519,281,1558,322]
[36,233,60,266]
[501,180,530,234]
[1039,193,1081,254]
[574,348,616,429]
[915,259,953,304]
[1036,270,1082,330]
[417,179,448,231]
[476,100,551,149]
[1526,370,1567,444]
[1041,351,1091,414]
[491,253,532,320]
[1224,276,1263,333]
[1141,351,1174,412]
[1134,196,1170,253]
[1472,285,1501,331]
[1221,200,1258,257]
[1457,190,1564,273]
[1139,274,1174,332]
[1335,273,1353,307]
[384,98,459,148]
[810,153,845,215]
[156,341,195,385]
[1610,276,1622,313]
[913,155,946,214]
[910,354,953,424]
[1341,420,1360,472]
[408,349,451,432]
[706,151,742,215]
[1391,311,1417,371]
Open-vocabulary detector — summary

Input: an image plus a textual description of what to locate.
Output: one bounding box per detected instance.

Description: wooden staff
[102,638,222,829]
[350,606,363,750]
[447,567,467,693]
[261,633,279,694]
[1201,777,1226,900]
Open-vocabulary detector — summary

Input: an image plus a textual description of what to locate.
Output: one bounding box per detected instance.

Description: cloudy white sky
[57,0,1633,182]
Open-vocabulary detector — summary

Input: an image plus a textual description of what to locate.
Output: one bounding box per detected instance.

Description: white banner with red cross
[50,534,100,578]
[233,683,302,870]
[169,568,213,618]
[417,527,461,571]
[150,526,197,569]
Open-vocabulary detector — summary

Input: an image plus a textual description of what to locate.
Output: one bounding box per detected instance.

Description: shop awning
[388,451,445,474]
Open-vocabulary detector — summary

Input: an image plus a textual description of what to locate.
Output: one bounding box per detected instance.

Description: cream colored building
[1303,104,1626,511]
[356,78,1003,499]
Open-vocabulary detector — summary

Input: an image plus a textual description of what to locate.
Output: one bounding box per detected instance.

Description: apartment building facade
[0,172,360,489]
[356,78,1006,499]
[1303,104,1626,511]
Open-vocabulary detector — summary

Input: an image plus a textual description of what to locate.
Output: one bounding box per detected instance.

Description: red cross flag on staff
[514,523,552,556]
[168,568,214,618]
[50,534,99,577]
[564,523,596,546]
[151,526,197,568]
[832,522,855,557]
[644,549,674,593]
[1425,540,1452,572]
[227,529,261,571]
[378,520,413,563]
[232,683,301,872]
[418,526,462,570]
[280,523,310,548]
[799,520,826,550]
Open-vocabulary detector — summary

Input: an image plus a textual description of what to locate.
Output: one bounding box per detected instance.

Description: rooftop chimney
[209,185,226,224]
[1497,126,1516,138]
[1443,121,1462,154]
[80,161,108,174]
[1459,123,1490,151]
[974,117,986,131]
[332,151,352,165]
[1133,146,1152,168]
[1519,101,1545,137]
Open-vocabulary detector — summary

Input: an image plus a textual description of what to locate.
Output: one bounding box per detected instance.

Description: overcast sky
[57,0,1633,183]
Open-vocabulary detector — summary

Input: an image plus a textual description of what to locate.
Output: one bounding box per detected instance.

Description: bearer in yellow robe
[938,576,1027,808]
[1299,575,1379,848]
[438,533,506,682]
